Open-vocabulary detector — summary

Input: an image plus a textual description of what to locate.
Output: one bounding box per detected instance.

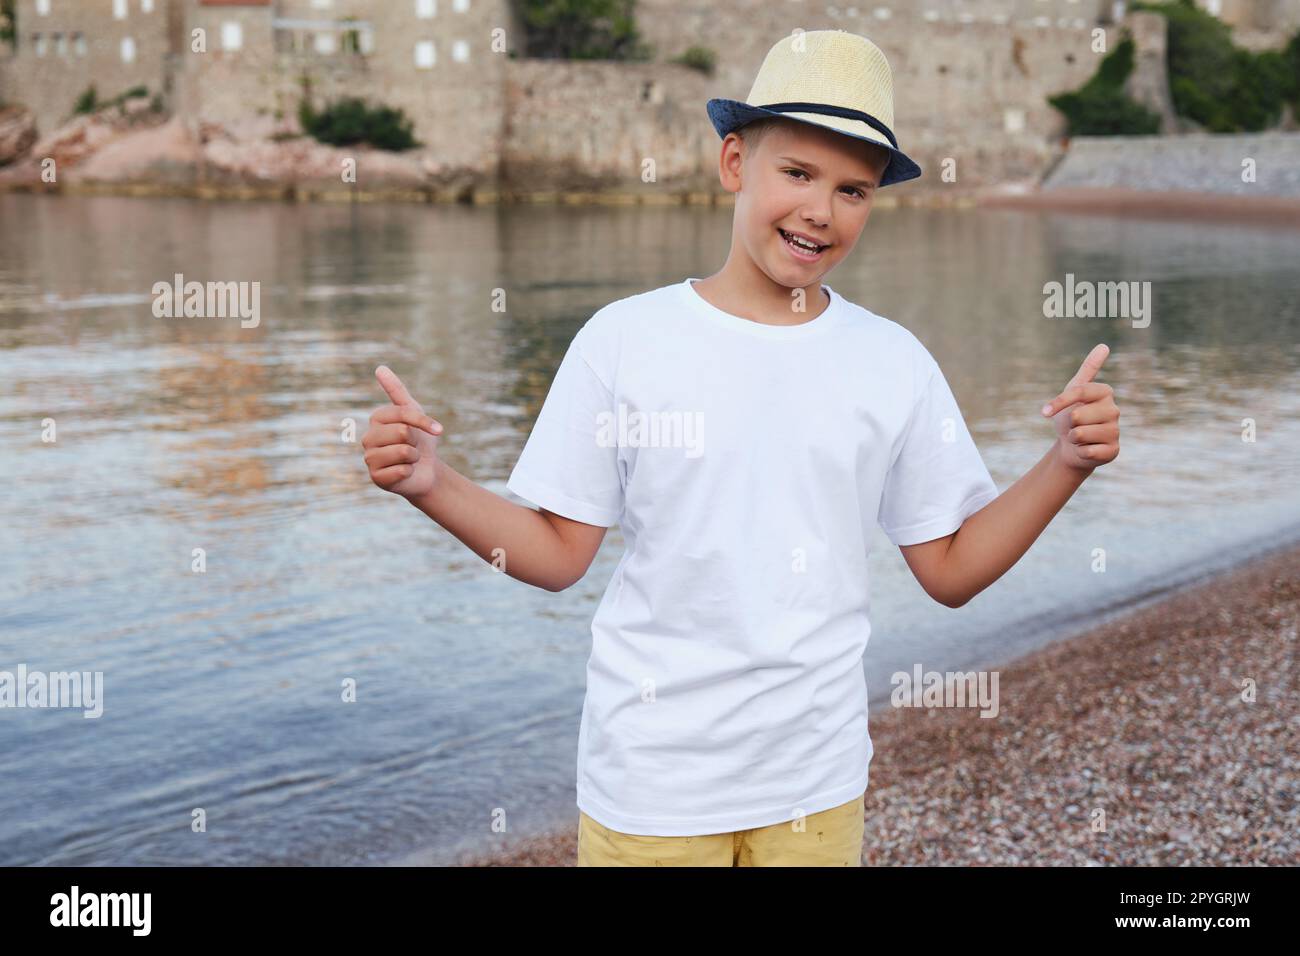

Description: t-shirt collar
[681,277,845,339]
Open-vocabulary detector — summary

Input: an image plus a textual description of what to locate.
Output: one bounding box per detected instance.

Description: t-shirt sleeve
[505,324,623,527]
[878,351,999,547]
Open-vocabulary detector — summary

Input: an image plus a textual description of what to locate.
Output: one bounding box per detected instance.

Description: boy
[361,30,1121,867]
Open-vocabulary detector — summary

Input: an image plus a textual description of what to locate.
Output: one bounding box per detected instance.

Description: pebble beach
[457,542,1299,866]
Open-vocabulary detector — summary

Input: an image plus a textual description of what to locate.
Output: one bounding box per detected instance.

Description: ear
[718,133,747,193]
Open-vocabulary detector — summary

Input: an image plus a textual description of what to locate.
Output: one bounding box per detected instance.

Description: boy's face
[721,118,891,291]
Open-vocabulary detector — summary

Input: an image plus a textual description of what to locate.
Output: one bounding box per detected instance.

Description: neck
[694,252,829,326]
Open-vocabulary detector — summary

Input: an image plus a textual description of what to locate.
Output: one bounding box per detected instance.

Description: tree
[1134,0,1299,132]
[1048,33,1162,136]
[515,0,653,60]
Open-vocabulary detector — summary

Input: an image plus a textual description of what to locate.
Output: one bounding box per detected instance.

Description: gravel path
[458,543,1299,866]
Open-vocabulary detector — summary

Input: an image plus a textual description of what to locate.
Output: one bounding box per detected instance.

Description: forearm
[939,441,1090,607]
[408,458,576,592]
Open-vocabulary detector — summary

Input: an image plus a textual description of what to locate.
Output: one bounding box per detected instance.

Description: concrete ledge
[1042,133,1300,197]
[979,186,1300,228]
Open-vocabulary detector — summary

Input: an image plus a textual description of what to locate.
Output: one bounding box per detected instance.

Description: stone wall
[172,2,276,129]
[1124,10,1179,133]
[503,5,1126,191]
[499,0,1295,193]
[502,58,717,191]
[173,0,517,175]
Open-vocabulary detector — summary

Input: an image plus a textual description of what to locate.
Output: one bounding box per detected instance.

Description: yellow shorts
[576,792,865,867]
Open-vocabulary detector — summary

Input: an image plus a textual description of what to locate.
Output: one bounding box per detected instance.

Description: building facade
[1,0,1298,190]
[174,0,517,173]
[2,0,518,175]
[4,0,181,123]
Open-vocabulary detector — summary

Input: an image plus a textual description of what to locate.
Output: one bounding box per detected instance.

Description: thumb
[1041,343,1109,417]
[376,365,422,411]
[1067,343,1110,389]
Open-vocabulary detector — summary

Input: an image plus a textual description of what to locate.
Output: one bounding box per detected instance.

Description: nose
[800,195,831,230]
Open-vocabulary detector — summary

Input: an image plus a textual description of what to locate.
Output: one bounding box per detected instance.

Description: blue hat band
[753,102,898,150]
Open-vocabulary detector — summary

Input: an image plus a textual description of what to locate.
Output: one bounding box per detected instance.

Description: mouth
[777,228,831,261]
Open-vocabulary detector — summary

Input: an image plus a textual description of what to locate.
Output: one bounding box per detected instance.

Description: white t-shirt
[506,276,1000,836]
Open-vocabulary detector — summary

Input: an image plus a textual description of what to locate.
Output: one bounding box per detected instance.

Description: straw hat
[706,29,921,187]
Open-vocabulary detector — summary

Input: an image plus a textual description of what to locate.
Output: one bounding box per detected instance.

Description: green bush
[1048,33,1162,136]
[1229,47,1290,130]
[1281,31,1300,113]
[74,83,153,119]
[671,45,715,76]
[299,97,420,151]
[1049,86,1162,136]
[73,85,98,115]
[516,0,653,60]
[1094,32,1139,87]
[1134,0,1299,131]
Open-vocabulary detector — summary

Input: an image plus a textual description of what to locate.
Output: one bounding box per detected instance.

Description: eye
[784,168,866,199]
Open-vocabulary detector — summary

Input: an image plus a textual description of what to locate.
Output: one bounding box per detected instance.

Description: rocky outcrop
[0,94,165,184]
[0,105,38,166]
[74,117,204,186]
[0,104,486,199]
[196,121,431,191]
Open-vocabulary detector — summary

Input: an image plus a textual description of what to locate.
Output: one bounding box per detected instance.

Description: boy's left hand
[1040,343,1120,473]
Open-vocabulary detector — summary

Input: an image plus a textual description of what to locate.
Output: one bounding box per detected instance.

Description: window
[141,0,155,12]
[114,0,128,20]
[54,32,66,55]
[453,0,469,12]
[221,21,242,51]
[416,0,436,17]
[340,25,373,55]
[35,0,50,16]
[73,32,86,56]
[414,40,435,68]
[120,36,136,63]
[33,33,46,57]
[314,32,336,54]
[311,0,333,7]
[452,39,468,62]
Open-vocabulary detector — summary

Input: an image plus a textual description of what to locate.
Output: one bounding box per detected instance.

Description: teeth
[782,229,821,251]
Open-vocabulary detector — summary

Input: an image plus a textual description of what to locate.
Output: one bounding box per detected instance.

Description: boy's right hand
[363,365,444,500]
